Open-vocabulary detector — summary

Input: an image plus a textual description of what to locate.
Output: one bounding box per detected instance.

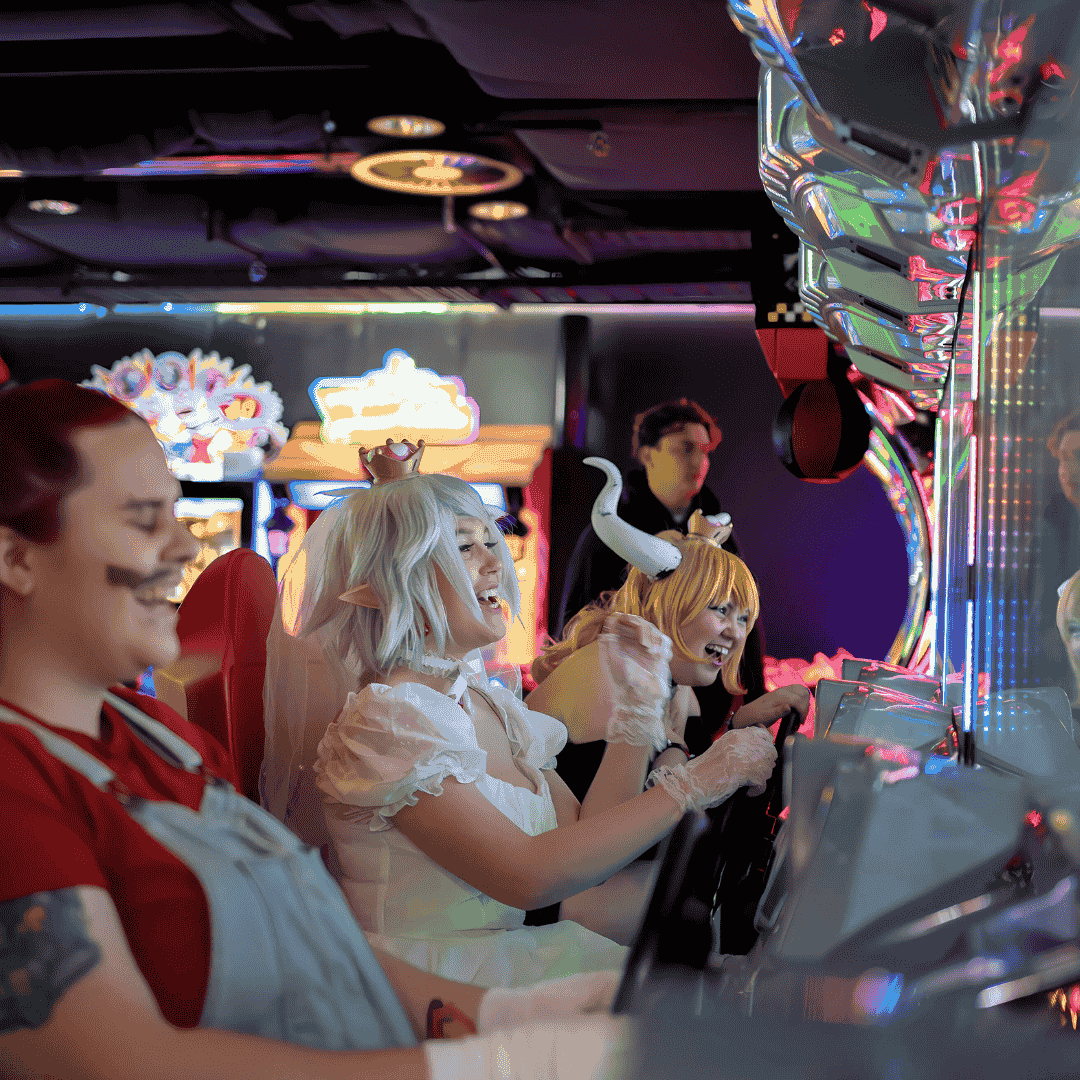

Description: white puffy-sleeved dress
[314,665,628,988]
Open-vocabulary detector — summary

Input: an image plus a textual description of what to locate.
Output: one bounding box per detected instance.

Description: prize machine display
[264,348,553,675]
[82,349,288,617]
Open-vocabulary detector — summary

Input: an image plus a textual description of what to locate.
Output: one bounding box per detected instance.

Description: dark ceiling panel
[0,4,230,40]
[0,2,782,302]
[516,112,760,191]
[233,207,481,264]
[6,195,251,267]
[406,0,761,99]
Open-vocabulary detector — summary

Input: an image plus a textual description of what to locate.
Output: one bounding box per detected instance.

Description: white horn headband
[584,457,682,580]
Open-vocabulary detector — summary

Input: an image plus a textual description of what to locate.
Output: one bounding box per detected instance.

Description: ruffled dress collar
[413,654,474,705]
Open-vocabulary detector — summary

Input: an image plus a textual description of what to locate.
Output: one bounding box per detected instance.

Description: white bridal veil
[260,493,489,848]
[261,497,356,848]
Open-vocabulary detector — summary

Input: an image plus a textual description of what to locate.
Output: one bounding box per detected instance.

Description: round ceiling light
[468,200,530,222]
[28,198,79,215]
[350,151,524,196]
[366,115,446,138]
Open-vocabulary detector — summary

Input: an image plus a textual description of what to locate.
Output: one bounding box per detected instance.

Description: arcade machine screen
[171,496,246,603]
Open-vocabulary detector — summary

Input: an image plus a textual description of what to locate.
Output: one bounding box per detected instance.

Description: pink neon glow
[968,434,978,565]
[778,806,790,821]
[882,764,920,784]
[936,199,980,227]
[779,0,802,37]
[865,4,887,40]
[908,255,966,303]
[919,157,939,196]
[1042,59,1066,80]
[996,198,1037,226]
[989,15,1034,84]
[932,230,976,252]
[866,744,919,766]
[1026,810,1043,829]
[760,648,857,741]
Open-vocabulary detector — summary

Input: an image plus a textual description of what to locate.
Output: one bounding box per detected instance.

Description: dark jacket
[553,468,767,800]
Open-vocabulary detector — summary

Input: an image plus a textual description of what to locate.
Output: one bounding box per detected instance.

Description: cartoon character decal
[82,350,288,481]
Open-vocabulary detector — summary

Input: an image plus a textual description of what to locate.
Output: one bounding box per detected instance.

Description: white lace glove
[598,613,673,753]
[477,971,620,1034]
[424,1016,631,1080]
[647,725,777,813]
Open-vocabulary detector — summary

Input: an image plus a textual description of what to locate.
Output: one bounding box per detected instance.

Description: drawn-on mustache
[106,565,184,596]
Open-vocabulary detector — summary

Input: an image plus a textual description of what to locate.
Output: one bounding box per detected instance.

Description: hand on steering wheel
[648,726,777,814]
[729,684,810,730]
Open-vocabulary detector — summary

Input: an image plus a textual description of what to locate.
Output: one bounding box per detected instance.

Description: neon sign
[83,349,288,481]
[309,348,479,447]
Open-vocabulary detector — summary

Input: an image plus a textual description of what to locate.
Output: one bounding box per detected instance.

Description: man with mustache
[0,380,628,1080]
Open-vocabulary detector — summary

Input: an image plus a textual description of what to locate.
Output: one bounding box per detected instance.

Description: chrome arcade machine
[623,4,1080,1076]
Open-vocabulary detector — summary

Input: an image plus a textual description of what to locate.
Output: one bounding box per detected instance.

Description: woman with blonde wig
[525,460,808,942]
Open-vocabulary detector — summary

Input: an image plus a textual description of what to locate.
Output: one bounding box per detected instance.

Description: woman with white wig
[262,440,776,989]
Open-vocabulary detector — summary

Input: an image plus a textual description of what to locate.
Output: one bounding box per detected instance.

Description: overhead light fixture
[366,115,446,138]
[28,198,79,215]
[468,201,530,222]
[350,151,523,196]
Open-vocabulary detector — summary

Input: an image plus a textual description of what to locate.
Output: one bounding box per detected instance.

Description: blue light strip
[253,480,273,563]
[0,304,106,317]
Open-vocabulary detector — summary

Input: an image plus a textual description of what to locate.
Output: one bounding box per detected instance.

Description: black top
[553,468,767,802]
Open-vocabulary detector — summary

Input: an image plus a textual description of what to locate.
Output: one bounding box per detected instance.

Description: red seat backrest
[173,548,278,801]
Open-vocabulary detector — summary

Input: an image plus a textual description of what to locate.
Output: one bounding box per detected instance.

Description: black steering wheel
[613,708,800,1014]
[709,707,801,954]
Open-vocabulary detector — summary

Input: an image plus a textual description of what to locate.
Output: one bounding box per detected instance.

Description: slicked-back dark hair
[0,379,138,544]
[631,398,722,463]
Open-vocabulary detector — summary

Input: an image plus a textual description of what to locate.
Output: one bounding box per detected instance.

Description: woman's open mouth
[703,643,730,666]
[476,587,504,610]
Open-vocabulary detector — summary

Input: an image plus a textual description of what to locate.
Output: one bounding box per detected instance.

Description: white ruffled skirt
[367,922,628,989]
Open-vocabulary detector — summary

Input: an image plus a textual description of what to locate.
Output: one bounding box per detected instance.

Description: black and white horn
[584,457,682,580]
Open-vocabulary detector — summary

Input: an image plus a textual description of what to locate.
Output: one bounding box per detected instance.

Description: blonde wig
[534,531,759,693]
[1058,568,1080,705]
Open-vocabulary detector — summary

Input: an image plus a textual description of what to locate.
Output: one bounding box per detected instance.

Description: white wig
[299,472,521,677]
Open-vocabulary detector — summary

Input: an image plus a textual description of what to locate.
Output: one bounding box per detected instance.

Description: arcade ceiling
[0,0,787,305]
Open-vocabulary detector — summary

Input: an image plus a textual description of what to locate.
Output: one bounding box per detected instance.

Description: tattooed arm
[0,886,430,1080]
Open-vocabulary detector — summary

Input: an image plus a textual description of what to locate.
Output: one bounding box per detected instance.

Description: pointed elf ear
[339,583,382,609]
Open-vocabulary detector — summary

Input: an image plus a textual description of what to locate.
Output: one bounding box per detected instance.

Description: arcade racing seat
[154,548,278,802]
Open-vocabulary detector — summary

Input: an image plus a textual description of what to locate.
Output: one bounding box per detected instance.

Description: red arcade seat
[154,548,278,802]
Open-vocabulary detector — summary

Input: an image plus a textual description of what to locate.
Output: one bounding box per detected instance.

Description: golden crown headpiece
[686,509,733,547]
[337,438,427,610]
[358,437,426,483]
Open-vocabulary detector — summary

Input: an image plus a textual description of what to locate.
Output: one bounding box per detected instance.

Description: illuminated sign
[83,349,288,481]
[309,348,479,446]
[171,497,244,603]
[287,479,506,512]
